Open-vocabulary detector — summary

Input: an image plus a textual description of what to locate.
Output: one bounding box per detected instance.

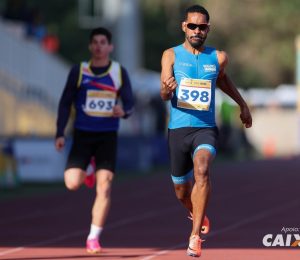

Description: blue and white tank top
[169,45,220,129]
[74,60,122,132]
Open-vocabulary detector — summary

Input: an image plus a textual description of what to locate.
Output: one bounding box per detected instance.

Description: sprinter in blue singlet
[160,5,252,258]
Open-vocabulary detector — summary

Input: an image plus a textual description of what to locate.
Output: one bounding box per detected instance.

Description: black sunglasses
[186,23,209,31]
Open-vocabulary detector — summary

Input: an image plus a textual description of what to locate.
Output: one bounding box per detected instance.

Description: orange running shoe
[84,157,96,188]
[86,238,101,254]
[187,234,203,257]
[188,213,210,234]
[201,215,210,234]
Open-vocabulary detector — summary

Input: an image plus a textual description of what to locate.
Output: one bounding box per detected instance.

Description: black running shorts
[66,129,117,172]
[168,127,219,184]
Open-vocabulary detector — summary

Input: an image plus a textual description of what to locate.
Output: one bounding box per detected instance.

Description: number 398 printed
[179,89,210,103]
[177,86,211,111]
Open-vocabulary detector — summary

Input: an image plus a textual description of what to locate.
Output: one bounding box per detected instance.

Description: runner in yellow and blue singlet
[55,27,134,254]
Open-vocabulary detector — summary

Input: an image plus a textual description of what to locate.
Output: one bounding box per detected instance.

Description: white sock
[87,224,103,240]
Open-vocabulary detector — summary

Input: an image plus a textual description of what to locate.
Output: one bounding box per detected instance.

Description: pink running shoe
[86,238,101,254]
[188,213,210,234]
[84,157,96,188]
[187,234,204,257]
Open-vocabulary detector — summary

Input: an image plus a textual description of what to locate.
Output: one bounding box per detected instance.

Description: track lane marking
[140,198,300,259]
[0,205,181,256]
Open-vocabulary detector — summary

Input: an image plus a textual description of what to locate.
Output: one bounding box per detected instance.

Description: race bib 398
[177,78,212,111]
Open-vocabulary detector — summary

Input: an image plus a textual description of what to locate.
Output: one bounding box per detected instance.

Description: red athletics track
[0,157,300,259]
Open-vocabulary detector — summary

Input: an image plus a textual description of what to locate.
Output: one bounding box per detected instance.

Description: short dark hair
[89,27,112,43]
[184,5,210,23]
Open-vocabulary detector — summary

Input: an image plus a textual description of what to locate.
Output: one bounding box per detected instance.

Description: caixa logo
[263,227,300,247]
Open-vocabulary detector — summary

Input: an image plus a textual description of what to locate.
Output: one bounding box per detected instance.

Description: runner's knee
[194,164,209,187]
[65,179,81,191]
[194,162,209,176]
[175,184,191,201]
[64,169,84,191]
[193,153,210,184]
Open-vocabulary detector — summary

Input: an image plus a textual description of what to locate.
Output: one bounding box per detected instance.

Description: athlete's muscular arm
[160,48,177,101]
[216,51,252,128]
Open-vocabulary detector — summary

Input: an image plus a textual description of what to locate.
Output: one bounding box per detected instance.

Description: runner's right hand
[55,136,65,151]
[163,76,177,93]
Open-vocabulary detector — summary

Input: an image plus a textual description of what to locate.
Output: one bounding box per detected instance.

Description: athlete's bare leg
[174,182,193,212]
[64,168,85,190]
[64,168,113,227]
[91,169,114,227]
[190,149,213,236]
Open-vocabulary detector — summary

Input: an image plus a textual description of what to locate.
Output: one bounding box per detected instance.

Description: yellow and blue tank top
[74,60,123,132]
[169,45,219,129]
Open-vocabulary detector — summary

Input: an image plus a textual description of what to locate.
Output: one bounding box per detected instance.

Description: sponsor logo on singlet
[203,64,216,72]
[179,62,193,67]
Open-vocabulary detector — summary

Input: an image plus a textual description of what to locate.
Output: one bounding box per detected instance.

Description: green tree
[142,0,300,88]
[2,0,299,88]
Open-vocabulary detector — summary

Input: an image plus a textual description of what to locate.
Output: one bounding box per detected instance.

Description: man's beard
[187,35,206,49]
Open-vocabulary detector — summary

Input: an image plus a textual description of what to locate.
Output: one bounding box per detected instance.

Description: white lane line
[0,205,181,256]
[139,198,300,260]
[207,198,300,237]
[141,243,186,260]
[0,230,85,256]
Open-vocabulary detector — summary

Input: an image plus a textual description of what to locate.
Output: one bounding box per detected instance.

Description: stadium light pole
[78,0,142,74]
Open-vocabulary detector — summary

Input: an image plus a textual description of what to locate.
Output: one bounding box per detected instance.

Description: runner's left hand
[113,105,125,118]
[240,105,252,128]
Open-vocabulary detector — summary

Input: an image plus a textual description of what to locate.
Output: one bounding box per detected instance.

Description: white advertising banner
[13,138,67,182]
